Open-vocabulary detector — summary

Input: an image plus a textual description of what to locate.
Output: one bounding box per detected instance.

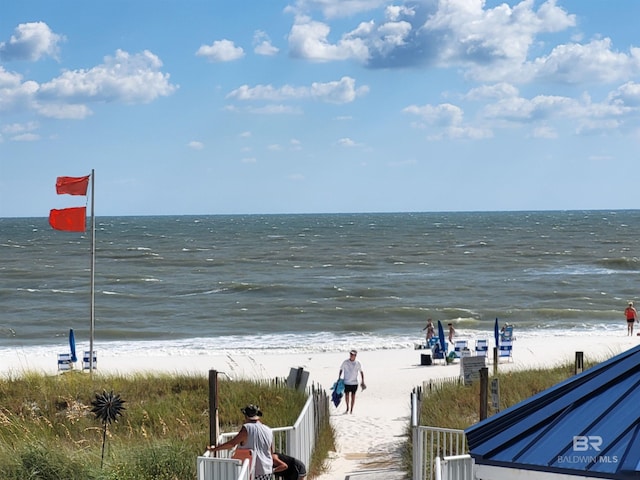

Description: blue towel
[331,379,345,407]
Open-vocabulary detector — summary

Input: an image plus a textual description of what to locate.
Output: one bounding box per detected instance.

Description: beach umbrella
[437,320,446,352]
[494,318,500,350]
[69,328,78,363]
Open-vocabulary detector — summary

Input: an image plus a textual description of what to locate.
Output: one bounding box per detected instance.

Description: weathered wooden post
[479,367,488,420]
[209,369,219,453]
[493,347,498,375]
[575,351,584,375]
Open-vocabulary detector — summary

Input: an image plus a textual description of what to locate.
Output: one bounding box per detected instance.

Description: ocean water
[1,211,639,359]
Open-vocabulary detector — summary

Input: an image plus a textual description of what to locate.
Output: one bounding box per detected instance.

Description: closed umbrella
[494,318,500,350]
[437,320,446,353]
[69,328,78,363]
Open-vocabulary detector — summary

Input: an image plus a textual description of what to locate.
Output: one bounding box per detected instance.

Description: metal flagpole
[89,169,95,372]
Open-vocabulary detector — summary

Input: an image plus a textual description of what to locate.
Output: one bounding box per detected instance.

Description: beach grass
[403,360,599,472]
[0,371,328,479]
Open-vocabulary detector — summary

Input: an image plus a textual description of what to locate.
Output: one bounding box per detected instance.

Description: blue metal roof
[465,345,640,479]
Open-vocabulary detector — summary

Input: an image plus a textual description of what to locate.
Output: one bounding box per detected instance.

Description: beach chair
[499,340,513,361]
[500,324,514,342]
[431,342,447,364]
[83,351,97,370]
[475,339,488,357]
[453,340,468,359]
[57,353,74,371]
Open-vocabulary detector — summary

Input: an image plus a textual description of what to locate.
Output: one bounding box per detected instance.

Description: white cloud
[311,76,369,103]
[1,120,40,141]
[423,0,575,65]
[11,132,39,141]
[483,92,632,124]
[227,76,368,104]
[464,83,520,101]
[609,82,640,107]
[403,103,464,127]
[2,121,38,134]
[253,31,279,56]
[575,119,622,135]
[0,50,176,119]
[188,141,204,150]
[337,137,362,147]
[38,49,177,105]
[403,102,492,140]
[0,22,64,61]
[283,0,640,93]
[34,103,93,119]
[385,5,415,22]
[530,39,640,84]
[288,16,370,62]
[482,95,578,122]
[196,39,244,62]
[0,68,38,112]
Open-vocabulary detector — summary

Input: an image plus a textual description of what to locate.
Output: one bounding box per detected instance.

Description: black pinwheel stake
[91,390,126,468]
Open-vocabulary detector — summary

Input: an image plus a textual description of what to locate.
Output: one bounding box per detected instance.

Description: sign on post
[461,356,486,385]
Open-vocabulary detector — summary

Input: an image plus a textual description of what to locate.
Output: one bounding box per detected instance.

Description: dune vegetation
[0,371,333,479]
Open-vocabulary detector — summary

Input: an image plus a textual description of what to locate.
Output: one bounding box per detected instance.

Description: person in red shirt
[625,302,637,336]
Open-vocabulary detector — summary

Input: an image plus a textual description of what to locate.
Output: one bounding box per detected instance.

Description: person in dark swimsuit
[273,452,306,480]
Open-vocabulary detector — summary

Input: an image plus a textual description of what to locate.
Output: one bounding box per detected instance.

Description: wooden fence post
[479,367,488,421]
[209,369,219,452]
[575,352,584,375]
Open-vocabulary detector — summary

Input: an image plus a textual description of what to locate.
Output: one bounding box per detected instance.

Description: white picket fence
[197,456,251,480]
[437,455,474,480]
[411,388,472,480]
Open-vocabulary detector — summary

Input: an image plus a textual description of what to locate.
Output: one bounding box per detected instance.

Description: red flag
[56,175,90,195]
[49,207,87,232]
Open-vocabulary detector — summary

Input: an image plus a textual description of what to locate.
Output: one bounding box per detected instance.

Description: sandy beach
[2,333,637,478]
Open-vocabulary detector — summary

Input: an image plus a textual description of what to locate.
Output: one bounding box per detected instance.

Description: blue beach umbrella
[437,320,446,353]
[494,318,500,350]
[69,328,77,363]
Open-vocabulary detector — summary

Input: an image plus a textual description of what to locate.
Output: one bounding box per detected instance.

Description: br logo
[573,436,603,452]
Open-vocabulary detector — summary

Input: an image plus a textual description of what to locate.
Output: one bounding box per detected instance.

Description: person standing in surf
[423,318,435,343]
[339,350,366,414]
[448,323,456,343]
[625,302,637,336]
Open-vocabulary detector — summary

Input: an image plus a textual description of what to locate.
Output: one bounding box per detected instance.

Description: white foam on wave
[0,324,623,361]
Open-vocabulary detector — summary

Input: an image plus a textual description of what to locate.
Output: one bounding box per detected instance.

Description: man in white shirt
[339,349,366,414]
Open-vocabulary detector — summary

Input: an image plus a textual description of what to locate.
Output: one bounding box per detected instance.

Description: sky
[1,0,639,218]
